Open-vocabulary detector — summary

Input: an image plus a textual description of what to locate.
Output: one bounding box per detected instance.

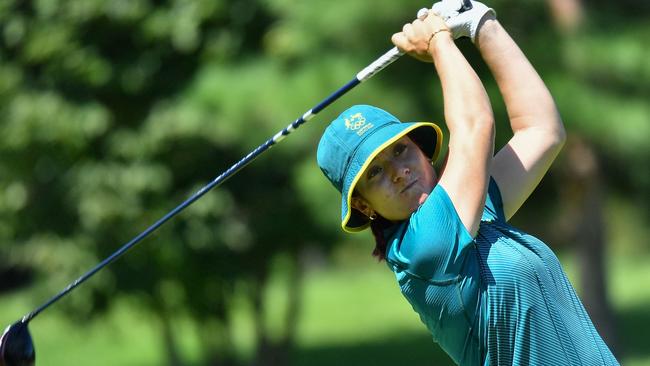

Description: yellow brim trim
[341,122,443,233]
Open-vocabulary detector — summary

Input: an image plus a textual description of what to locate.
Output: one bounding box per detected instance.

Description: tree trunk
[159,310,184,366]
[251,266,273,366]
[281,250,303,350]
[199,317,238,366]
[252,251,303,366]
[197,292,238,366]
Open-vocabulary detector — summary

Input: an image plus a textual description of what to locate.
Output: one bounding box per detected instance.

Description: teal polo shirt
[385,176,619,365]
[385,178,504,365]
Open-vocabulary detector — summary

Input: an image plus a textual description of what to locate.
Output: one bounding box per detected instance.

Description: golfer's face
[355,137,436,221]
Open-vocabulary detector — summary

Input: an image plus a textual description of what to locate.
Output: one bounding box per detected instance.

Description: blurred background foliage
[0,0,648,365]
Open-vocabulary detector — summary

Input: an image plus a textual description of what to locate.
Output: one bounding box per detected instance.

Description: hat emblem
[344,113,374,136]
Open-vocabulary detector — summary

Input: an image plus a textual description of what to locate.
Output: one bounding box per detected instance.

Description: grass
[1,252,649,365]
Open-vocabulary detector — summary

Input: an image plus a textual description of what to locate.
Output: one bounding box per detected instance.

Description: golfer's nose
[392,166,410,183]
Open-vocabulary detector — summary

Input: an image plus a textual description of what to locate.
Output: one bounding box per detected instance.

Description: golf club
[0,1,473,365]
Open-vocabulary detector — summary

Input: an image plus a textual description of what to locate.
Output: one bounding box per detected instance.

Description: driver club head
[0,321,35,366]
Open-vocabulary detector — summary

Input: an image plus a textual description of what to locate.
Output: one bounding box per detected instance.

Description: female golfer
[317,1,618,364]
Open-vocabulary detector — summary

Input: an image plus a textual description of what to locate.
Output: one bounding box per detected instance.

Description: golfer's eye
[394,143,407,156]
[367,165,382,180]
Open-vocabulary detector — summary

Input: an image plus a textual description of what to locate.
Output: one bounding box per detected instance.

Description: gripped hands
[391,11,452,63]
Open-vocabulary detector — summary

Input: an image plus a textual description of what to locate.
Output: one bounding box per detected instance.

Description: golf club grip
[21,46,404,324]
[357,47,404,82]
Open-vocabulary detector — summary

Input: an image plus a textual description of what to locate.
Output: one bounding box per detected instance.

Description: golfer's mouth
[401,179,418,194]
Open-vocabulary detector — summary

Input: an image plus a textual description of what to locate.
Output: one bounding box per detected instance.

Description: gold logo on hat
[344,113,374,136]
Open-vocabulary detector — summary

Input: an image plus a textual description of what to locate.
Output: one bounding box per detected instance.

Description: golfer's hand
[431,0,496,43]
[391,12,451,63]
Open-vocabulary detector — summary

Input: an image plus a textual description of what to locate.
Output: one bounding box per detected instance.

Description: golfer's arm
[477,18,566,220]
[430,34,495,236]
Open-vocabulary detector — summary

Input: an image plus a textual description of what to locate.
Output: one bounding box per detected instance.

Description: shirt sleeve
[392,184,475,280]
[481,176,506,222]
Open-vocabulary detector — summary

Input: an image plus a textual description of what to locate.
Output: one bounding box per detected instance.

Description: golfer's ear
[351,196,374,218]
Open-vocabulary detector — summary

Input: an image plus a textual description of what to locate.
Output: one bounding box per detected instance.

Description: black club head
[0,321,35,366]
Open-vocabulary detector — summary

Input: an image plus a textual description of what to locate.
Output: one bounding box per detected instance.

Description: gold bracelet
[427,29,450,52]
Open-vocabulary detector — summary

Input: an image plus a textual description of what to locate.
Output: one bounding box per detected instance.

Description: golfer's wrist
[475,15,498,47]
[428,30,453,55]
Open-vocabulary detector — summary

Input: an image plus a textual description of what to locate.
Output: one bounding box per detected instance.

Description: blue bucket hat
[317,105,443,233]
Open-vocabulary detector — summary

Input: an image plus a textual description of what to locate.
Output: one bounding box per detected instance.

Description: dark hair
[369,215,393,261]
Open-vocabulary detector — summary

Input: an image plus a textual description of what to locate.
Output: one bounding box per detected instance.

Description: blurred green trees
[0,0,339,364]
[1,0,648,365]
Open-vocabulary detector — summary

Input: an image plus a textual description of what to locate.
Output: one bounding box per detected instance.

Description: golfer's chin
[381,190,433,221]
[405,186,433,208]
[400,192,431,218]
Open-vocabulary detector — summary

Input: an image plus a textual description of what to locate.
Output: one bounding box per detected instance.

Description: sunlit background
[1,0,648,365]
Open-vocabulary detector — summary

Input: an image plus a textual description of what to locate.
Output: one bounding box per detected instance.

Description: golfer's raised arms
[392,13,495,237]
[477,18,566,220]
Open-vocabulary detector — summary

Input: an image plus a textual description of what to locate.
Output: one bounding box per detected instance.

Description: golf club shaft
[21,46,405,324]
[21,0,478,323]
